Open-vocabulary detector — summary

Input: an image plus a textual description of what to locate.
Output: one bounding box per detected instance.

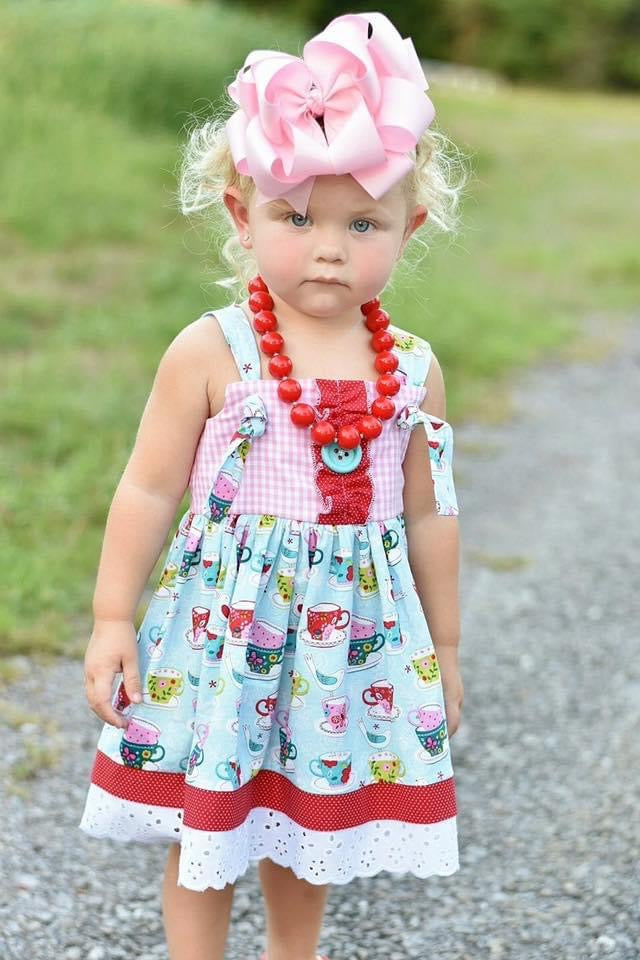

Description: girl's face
[226,174,426,321]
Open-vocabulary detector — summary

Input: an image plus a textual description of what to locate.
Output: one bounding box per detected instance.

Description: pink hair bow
[226,12,435,215]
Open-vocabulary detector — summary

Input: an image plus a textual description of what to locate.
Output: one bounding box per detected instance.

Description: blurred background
[1,0,638,662]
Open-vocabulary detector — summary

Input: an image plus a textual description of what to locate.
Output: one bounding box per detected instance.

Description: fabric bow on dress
[226,12,436,214]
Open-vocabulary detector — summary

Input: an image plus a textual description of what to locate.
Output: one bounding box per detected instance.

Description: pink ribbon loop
[226,13,435,214]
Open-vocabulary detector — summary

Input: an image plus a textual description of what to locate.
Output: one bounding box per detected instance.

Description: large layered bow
[226,12,435,214]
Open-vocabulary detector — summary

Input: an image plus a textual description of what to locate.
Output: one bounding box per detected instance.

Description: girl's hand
[437,647,464,738]
[84,620,143,729]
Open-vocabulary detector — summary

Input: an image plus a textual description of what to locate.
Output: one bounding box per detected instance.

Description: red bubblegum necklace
[247,275,401,472]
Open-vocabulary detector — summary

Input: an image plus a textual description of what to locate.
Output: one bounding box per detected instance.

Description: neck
[240,294,365,340]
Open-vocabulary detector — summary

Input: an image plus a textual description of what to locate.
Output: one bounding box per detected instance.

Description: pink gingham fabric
[188,305,432,523]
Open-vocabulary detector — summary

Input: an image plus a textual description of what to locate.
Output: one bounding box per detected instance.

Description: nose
[313,227,347,263]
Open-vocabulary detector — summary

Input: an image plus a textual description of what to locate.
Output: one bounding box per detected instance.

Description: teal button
[321,442,363,474]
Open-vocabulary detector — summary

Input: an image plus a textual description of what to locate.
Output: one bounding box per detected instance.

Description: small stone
[595,935,617,953]
[87,946,106,960]
[65,949,82,960]
[562,881,580,897]
[16,873,39,890]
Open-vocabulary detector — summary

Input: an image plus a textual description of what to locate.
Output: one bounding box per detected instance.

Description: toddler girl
[80,11,468,960]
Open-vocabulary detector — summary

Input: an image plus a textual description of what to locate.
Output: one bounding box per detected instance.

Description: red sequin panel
[312,380,374,524]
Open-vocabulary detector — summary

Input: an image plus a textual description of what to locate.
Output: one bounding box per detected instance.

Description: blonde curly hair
[177,92,470,295]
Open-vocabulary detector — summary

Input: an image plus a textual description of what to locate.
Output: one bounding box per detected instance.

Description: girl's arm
[402,353,464,734]
[85,317,221,726]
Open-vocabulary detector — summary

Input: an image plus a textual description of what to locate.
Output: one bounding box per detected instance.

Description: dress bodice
[187,305,457,524]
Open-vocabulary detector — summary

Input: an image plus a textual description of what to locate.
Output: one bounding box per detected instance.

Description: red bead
[364,309,390,333]
[253,310,278,333]
[260,331,284,355]
[377,373,401,396]
[360,298,380,316]
[358,415,383,439]
[371,329,395,352]
[248,276,268,293]
[337,424,361,449]
[374,350,399,374]
[269,354,292,378]
[290,403,316,427]
[371,396,396,420]
[277,378,302,403]
[311,420,337,444]
[248,290,274,313]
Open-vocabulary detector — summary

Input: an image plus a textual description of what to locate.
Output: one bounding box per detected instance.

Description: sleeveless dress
[79,303,461,890]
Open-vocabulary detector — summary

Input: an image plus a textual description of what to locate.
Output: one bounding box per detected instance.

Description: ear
[223,187,252,248]
[398,204,428,257]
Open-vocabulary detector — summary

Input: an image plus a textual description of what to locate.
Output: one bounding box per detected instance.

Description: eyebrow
[272,202,384,217]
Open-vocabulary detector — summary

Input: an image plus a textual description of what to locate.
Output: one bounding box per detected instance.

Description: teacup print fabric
[80,305,461,890]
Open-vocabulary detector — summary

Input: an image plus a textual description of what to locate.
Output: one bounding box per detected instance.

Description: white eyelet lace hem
[79,783,459,890]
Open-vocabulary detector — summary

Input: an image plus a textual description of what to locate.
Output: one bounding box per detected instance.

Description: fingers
[85,671,129,730]
[122,654,143,707]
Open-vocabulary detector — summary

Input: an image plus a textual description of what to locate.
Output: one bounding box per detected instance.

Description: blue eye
[288,214,309,227]
[352,219,374,233]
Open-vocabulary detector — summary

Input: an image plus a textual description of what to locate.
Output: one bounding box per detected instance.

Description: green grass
[1,0,638,658]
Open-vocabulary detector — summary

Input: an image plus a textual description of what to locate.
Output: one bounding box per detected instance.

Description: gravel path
[2,315,639,960]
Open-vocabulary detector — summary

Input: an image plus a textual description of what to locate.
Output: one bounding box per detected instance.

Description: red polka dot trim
[91,751,457,832]
[312,380,374,525]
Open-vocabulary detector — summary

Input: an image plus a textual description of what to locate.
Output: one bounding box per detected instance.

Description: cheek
[354,241,398,281]
[254,234,303,279]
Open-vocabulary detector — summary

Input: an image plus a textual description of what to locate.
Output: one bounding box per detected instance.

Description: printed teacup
[186,605,210,649]
[246,620,285,677]
[112,679,131,714]
[250,550,275,585]
[306,602,350,645]
[383,617,404,651]
[256,694,277,728]
[236,542,252,566]
[348,616,385,667]
[381,526,400,560]
[124,716,162,745]
[410,646,441,688]
[357,559,379,598]
[208,471,238,522]
[154,562,178,598]
[321,695,350,734]
[309,751,352,787]
[120,718,165,769]
[216,756,242,788]
[279,727,298,766]
[204,628,225,665]
[258,514,277,530]
[201,550,220,590]
[291,671,310,702]
[120,738,165,769]
[228,600,255,642]
[362,680,394,715]
[409,704,447,758]
[415,722,447,759]
[145,667,184,707]
[273,567,295,607]
[329,551,353,588]
[369,751,406,784]
[306,528,324,568]
[182,739,206,777]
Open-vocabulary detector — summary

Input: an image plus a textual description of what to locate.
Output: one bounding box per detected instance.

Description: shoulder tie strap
[389,325,433,389]
[206,304,262,381]
[397,406,459,516]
